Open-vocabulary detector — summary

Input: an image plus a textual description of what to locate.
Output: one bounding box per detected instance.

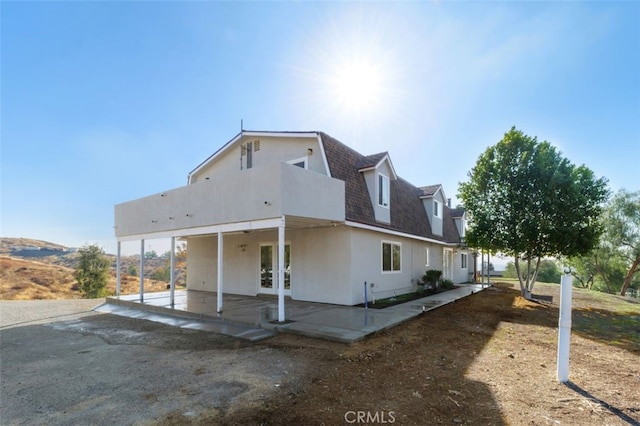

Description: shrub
[74,245,110,298]
[423,270,443,288]
[441,279,454,290]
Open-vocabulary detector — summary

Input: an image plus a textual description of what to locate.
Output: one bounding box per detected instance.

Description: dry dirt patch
[2,282,638,425]
[191,282,640,425]
[0,255,168,300]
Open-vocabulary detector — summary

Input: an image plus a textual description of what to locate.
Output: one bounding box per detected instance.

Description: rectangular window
[382,241,401,272]
[461,253,468,269]
[378,173,389,208]
[425,247,430,267]
[433,200,440,217]
[246,141,253,169]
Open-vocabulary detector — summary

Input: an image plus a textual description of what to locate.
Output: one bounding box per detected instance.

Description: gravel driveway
[0,299,306,425]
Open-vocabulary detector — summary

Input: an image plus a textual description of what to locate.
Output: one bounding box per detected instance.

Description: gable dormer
[358,152,397,224]
[451,208,466,239]
[419,184,447,236]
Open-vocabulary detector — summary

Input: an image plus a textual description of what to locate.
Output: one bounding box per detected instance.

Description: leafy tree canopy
[458,127,608,298]
[74,244,110,298]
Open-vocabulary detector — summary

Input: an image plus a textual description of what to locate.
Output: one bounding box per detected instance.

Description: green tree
[536,259,561,283]
[151,265,171,283]
[503,261,518,279]
[458,127,609,299]
[601,189,640,295]
[127,264,138,276]
[503,259,559,283]
[569,190,640,295]
[74,244,110,298]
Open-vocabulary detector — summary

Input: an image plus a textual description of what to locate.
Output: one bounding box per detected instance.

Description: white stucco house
[114,131,471,321]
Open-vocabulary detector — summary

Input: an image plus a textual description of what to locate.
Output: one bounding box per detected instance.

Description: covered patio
[114,161,346,322]
[98,285,486,343]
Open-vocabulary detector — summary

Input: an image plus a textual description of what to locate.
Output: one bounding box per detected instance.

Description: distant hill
[1,237,70,253]
[0,237,179,300]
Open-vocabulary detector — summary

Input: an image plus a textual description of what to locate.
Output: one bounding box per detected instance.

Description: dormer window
[378,173,389,208]
[433,199,441,217]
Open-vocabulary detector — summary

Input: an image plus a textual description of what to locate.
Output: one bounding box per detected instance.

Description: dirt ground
[197,282,640,426]
[2,282,639,425]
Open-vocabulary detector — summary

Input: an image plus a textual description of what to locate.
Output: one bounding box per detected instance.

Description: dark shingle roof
[357,152,388,170]
[451,208,465,218]
[419,185,441,197]
[320,132,460,244]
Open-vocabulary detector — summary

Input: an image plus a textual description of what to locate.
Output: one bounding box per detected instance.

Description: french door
[259,243,291,295]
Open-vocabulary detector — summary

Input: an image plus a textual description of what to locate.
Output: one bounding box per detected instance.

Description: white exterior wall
[186,224,465,306]
[348,228,450,304]
[186,225,354,305]
[186,236,218,292]
[451,249,473,283]
[287,226,352,305]
[190,135,327,183]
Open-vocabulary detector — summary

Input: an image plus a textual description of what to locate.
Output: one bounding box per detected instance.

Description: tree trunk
[594,253,613,293]
[515,257,539,300]
[620,255,640,296]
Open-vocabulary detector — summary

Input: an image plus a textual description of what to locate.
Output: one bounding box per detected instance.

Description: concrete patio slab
[97,284,486,343]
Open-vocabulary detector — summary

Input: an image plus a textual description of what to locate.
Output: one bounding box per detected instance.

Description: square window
[382,241,401,272]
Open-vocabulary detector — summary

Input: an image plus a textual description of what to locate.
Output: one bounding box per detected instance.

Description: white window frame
[381,240,401,273]
[246,141,253,169]
[425,247,430,267]
[287,156,308,169]
[378,173,390,208]
[461,252,468,269]
[433,200,441,217]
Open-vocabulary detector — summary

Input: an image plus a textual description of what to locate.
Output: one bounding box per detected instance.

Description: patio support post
[140,239,145,302]
[170,236,176,307]
[116,241,121,297]
[278,216,285,322]
[217,232,223,313]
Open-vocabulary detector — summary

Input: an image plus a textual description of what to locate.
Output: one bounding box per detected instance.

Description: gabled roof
[418,184,447,202]
[187,130,320,183]
[357,152,398,180]
[419,184,441,197]
[451,208,465,218]
[320,132,461,244]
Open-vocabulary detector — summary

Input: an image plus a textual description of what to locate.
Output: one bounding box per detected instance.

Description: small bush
[441,279,454,290]
[423,270,443,287]
[74,245,109,298]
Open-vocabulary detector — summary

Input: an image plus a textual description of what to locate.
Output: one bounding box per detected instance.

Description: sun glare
[330,58,384,112]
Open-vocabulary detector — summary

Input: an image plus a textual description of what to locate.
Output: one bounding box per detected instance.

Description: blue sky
[2,1,639,254]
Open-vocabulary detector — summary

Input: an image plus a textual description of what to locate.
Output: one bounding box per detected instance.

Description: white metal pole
[170,236,176,307]
[139,239,145,302]
[116,241,121,297]
[557,271,573,382]
[217,232,224,313]
[278,216,285,322]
